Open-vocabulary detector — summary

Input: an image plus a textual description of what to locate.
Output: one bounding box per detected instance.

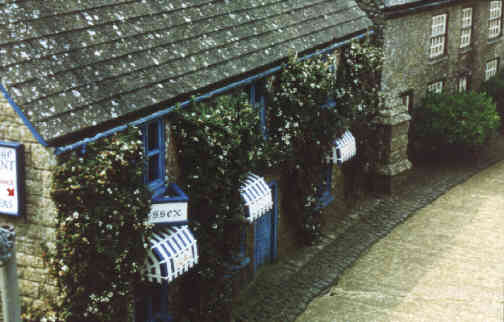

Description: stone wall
[382,0,504,100]
[0,95,58,314]
[377,0,504,191]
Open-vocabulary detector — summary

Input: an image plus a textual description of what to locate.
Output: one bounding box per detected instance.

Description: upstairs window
[143,119,165,193]
[485,58,499,80]
[431,14,447,58]
[427,80,444,94]
[460,8,473,48]
[489,1,502,39]
[248,79,267,138]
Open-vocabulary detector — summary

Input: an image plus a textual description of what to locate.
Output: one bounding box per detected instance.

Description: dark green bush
[481,69,504,127]
[410,91,500,155]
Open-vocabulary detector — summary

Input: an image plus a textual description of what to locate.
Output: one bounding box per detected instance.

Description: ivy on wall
[171,93,267,319]
[24,127,153,322]
[22,40,384,322]
[266,41,384,241]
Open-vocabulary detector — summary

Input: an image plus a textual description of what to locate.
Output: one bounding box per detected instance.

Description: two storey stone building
[356,0,504,191]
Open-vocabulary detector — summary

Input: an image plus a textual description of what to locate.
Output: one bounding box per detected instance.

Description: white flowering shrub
[171,93,267,319]
[267,42,383,241]
[24,127,153,322]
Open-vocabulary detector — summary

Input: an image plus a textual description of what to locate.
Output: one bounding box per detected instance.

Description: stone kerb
[0,96,58,310]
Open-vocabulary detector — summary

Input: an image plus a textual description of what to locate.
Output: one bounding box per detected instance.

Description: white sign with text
[0,146,19,215]
[147,201,187,225]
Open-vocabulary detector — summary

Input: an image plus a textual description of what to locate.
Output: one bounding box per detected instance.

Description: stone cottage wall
[377,0,504,191]
[0,95,58,313]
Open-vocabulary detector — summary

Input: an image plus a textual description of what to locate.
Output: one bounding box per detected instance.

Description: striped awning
[327,130,356,165]
[240,173,273,223]
[144,226,198,284]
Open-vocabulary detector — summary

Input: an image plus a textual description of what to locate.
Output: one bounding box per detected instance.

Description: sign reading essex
[0,142,23,217]
[147,202,187,225]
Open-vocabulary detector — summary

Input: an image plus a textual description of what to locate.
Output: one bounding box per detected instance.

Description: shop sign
[0,142,23,217]
[147,201,188,225]
[147,183,189,225]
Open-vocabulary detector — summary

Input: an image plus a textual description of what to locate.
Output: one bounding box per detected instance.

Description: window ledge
[428,55,448,65]
[488,36,503,45]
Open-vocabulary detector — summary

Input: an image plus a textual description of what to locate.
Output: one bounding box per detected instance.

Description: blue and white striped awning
[327,130,356,165]
[144,226,198,284]
[240,173,273,223]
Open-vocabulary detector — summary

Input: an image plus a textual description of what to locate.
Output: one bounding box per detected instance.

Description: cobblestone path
[296,161,504,322]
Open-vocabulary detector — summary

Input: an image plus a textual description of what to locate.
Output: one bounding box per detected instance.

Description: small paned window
[431,14,447,58]
[486,58,499,80]
[460,8,473,48]
[458,76,469,92]
[249,80,267,138]
[489,1,502,39]
[427,80,444,94]
[143,119,165,192]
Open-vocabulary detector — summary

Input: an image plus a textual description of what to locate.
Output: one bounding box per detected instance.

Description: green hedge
[410,91,500,156]
[481,69,504,127]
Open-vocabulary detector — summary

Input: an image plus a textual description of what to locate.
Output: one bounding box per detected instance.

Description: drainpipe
[0,225,21,322]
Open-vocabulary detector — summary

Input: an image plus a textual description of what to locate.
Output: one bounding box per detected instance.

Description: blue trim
[0,85,49,147]
[269,181,279,262]
[143,119,165,192]
[316,164,334,209]
[152,183,189,203]
[54,30,374,155]
[154,221,189,227]
[0,141,24,217]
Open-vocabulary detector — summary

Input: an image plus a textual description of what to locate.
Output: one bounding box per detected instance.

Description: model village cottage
[0,0,503,321]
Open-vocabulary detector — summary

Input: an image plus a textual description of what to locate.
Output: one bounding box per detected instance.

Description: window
[143,119,165,193]
[401,91,414,113]
[486,58,499,80]
[458,76,469,92]
[249,80,267,138]
[431,14,447,58]
[427,80,444,93]
[460,8,472,48]
[489,1,502,39]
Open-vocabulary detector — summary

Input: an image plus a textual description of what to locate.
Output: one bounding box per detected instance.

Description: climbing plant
[26,127,153,322]
[171,93,267,319]
[266,41,384,242]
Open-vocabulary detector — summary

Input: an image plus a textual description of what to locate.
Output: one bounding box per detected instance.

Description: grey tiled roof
[0,0,371,145]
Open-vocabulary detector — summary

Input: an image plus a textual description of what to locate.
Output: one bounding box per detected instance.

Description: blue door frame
[253,181,278,273]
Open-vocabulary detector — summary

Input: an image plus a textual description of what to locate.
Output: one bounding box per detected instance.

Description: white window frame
[458,76,468,92]
[431,14,447,58]
[489,1,502,39]
[485,59,499,80]
[427,81,444,94]
[460,8,472,48]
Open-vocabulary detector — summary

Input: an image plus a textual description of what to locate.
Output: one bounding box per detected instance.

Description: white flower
[73,212,79,219]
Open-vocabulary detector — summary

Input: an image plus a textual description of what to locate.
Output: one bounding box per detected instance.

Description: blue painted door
[254,181,278,272]
[254,209,273,270]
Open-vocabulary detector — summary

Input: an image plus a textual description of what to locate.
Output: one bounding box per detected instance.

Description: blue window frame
[248,80,267,138]
[317,163,334,209]
[143,119,165,195]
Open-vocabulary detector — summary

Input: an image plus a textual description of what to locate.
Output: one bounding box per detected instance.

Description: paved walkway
[296,160,504,322]
[232,135,504,322]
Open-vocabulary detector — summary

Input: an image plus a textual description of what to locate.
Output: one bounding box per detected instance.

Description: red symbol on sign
[7,188,14,197]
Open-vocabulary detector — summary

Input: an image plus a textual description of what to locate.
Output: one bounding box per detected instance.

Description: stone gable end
[0,96,58,314]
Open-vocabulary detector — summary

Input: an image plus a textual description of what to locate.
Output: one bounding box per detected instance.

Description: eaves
[384,0,466,19]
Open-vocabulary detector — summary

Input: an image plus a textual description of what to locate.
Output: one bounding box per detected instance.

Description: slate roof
[0,0,371,146]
